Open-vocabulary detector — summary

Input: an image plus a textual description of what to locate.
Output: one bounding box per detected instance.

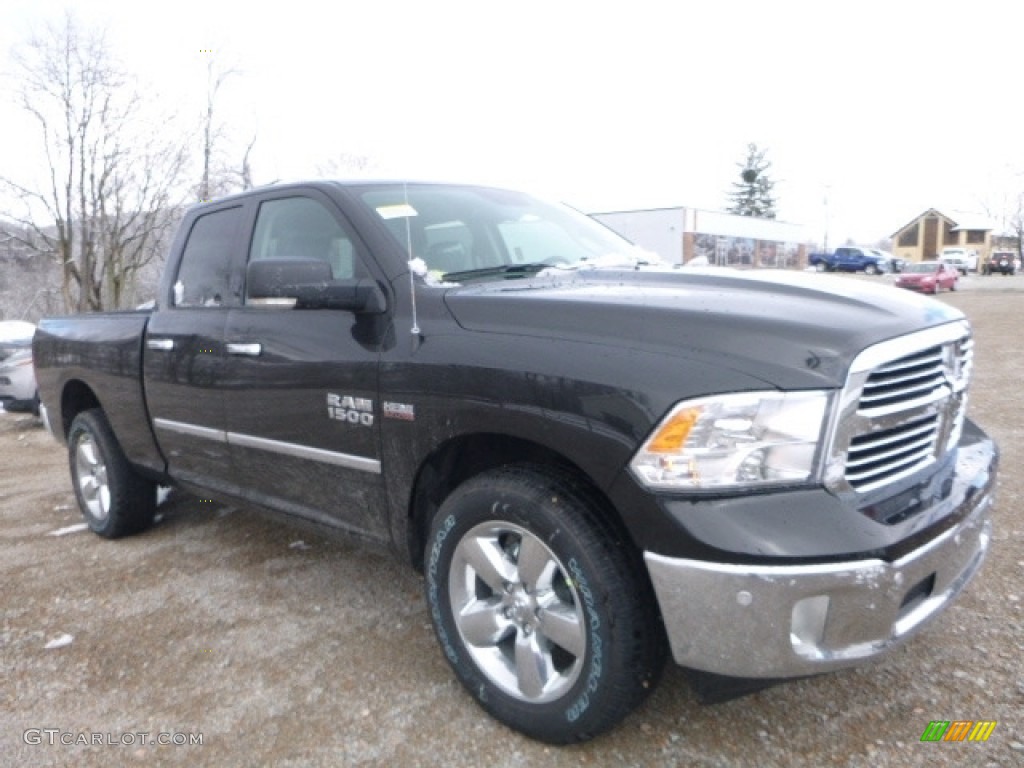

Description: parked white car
[0,320,39,414]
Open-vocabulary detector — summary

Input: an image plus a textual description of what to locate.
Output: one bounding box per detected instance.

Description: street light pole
[823,185,831,253]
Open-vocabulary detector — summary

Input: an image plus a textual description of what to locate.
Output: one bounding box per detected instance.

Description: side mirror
[246,259,386,313]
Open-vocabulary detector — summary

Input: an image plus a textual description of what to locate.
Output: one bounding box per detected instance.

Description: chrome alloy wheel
[449,521,587,703]
[75,433,111,521]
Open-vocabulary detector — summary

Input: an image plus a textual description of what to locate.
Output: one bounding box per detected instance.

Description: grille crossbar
[830,323,972,494]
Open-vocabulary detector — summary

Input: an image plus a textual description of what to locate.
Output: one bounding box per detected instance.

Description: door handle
[146,338,174,351]
[226,342,262,357]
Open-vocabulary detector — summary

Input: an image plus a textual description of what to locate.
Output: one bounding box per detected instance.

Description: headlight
[630,391,830,491]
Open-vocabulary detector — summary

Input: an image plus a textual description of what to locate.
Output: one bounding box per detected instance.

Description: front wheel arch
[406,434,628,572]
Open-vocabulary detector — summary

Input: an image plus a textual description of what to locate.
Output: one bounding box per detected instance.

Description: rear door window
[173,206,244,307]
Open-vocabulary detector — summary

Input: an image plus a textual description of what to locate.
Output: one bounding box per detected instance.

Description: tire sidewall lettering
[427,513,459,664]
[564,557,603,723]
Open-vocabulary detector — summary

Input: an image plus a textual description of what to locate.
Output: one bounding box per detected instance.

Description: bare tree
[0,224,62,321]
[0,12,191,312]
[317,152,378,177]
[97,129,190,308]
[198,54,259,199]
[983,185,1024,259]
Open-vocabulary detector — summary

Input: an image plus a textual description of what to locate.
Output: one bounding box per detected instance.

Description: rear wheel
[425,466,666,743]
[864,263,879,275]
[68,409,156,538]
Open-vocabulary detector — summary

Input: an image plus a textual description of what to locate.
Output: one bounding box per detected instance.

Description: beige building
[891,209,991,264]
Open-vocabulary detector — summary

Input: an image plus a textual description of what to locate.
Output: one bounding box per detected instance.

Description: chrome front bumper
[644,490,993,678]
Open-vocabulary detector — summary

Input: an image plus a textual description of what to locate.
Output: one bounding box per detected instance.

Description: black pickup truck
[33,180,998,744]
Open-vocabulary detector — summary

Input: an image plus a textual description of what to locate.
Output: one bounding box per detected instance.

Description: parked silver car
[0,320,39,414]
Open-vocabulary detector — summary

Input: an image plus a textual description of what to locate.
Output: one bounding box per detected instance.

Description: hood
[442,267,964,389]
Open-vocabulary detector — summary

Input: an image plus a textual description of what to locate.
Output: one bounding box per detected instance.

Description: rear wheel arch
[58,379,101,440]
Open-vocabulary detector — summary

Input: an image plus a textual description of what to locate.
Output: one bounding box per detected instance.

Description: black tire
[68,408,156,538]
[814,262,827,272]
[425,465,667,744]
[864,264,878,275]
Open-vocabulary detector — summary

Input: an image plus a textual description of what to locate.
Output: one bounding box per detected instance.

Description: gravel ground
[1,274,1022,767]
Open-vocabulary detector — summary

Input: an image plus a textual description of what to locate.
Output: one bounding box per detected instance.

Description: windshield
[904,262,939,274]
[356,183,659,280]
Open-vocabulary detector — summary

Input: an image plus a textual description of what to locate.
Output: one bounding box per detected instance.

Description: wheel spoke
[79,475,99,497]
[460,535,515,593]
[449,519,588,704]
[538,603,586,658]
[75,434,110,520]
[78,440,99,469]
[514,630,552,699]
[456,599,512,647]
[515,534,556,589]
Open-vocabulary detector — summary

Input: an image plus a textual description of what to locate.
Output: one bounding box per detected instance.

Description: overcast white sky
[3,0,1022,246]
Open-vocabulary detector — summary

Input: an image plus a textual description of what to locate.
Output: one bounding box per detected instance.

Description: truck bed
[33,310,166,476]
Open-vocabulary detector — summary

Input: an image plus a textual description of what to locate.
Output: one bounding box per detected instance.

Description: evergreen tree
[727,143,777,218]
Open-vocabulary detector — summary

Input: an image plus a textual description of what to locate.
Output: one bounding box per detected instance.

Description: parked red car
[894,261,959,294]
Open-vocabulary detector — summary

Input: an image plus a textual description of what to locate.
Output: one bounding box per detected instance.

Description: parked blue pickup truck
[809,246,889,274]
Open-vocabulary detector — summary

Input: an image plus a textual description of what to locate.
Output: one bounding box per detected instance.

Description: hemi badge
[382,401,416,421]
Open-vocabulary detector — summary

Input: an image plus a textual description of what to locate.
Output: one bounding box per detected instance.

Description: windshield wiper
[441,263,556,282]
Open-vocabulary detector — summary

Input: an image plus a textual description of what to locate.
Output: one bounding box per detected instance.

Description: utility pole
[823,185,831,253]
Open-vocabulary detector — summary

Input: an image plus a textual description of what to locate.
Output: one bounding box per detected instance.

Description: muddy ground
[1,274,1022,767]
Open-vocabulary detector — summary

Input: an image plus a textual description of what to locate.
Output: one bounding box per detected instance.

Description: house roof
[890,208,953,238]
[947,210,994,232]
[890,208,993,238]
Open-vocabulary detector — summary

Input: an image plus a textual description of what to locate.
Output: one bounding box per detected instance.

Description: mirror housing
[246,259,386,313]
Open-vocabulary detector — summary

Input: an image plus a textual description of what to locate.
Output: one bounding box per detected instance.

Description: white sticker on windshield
[376,203,418,220]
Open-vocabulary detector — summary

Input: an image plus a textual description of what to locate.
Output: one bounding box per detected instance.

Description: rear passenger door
[222,190,390,539]
[144,203,247,487]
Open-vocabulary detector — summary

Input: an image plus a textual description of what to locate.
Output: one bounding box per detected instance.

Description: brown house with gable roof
[890,208,991,264]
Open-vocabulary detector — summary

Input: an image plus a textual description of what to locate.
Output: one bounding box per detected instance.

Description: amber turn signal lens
[647,408,700,453]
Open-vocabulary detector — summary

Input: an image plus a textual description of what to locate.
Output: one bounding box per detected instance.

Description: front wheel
[68,409,157,538]
[425,466,666,743]
[864,264,879,275]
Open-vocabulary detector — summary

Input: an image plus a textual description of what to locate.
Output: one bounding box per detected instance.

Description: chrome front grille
[845,414,940,488]
[826,321,972,494]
